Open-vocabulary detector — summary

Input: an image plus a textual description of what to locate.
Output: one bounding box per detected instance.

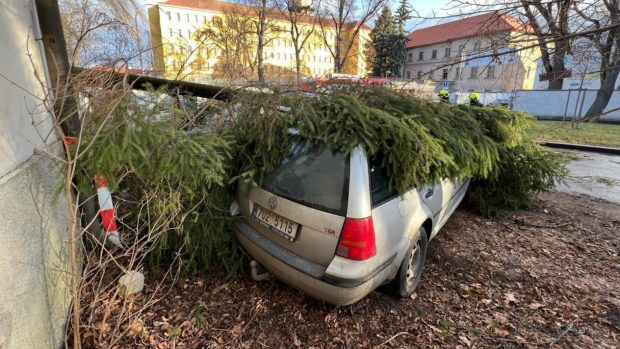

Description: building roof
[156,0,371,31]
[158,0,235,12]
[406,12,529,49]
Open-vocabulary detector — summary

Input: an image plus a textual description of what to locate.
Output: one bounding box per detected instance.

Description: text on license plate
[251,204,299,241]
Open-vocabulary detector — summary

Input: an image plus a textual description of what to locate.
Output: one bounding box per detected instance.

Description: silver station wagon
[231,141,469,305]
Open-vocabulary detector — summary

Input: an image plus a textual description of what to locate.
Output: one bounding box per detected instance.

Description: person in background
[438,89,450,103]
[469,92,483,107]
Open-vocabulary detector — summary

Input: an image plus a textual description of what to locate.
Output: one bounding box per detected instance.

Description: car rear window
[369,155,397,206]
[262,142,349,215]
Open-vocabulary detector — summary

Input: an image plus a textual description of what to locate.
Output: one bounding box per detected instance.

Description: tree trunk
[547,39,568,90]
[584,65,620,120]
[335,42,342,73]
[257,33,265,83]
[584,25,620,120]
[295,49,301,86]
[257,2,266,84]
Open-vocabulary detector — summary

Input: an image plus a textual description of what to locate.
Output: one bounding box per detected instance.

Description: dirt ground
[85,192,620,348]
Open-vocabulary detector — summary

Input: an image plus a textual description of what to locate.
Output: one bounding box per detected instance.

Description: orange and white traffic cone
[94,174,123,248]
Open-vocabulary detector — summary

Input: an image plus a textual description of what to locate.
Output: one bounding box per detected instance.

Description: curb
[538,141,620,156]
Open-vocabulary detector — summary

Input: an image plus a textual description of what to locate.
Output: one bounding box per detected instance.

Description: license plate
[251,204,299,241]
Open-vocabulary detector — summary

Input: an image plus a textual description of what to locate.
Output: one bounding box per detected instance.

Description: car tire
[396,227,428,298]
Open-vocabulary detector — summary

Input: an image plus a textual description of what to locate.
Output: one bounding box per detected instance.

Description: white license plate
[251,204,299,241]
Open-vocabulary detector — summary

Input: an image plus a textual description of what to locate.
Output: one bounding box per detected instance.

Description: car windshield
[262,141,349,215]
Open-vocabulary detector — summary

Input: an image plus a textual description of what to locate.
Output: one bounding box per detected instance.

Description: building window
[432,50,437,59]
[470,66,478,79]
[417,71,422,79]
[408,53,412,62]
[167,12,171,21]
[429,71,434,80]
[203,16,207,24]
[186,13,190,22]
[486,66,495,78]
[187,30,191,38]
[444,47,451,58]
[455,67,461,79]
[418,51,424,61]
[458,44,465,52]
[442,69,448,80]
[473,42,480,51]
[168,28,173,37]
[178,29,182,37]
[177,12,181,21]
[406,71,411,79]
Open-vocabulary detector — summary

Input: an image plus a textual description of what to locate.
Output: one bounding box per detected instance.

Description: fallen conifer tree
[228,88,567,217]
[75,87,567,273]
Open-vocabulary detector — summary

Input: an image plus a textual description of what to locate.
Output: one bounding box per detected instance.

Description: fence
[511,89,620,122]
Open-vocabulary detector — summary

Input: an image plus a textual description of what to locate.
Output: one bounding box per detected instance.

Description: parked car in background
[231,141,469,305]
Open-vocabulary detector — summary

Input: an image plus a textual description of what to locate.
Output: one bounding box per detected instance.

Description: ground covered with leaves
[85,192,619,348]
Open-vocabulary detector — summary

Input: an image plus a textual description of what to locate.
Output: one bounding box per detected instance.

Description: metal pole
[562,89,572,122]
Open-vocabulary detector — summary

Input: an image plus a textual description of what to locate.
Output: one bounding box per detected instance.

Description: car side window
[369,155,396,205]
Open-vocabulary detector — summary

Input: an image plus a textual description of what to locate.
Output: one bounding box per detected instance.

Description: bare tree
[59,0,150,69]
[245,0,281,83]
[518,0,574,90]
[198,5,258,82]
[276,0,323,85]
[574,0,620,119]
[317,0,386,73]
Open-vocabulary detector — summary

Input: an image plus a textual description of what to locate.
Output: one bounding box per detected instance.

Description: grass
[526,120,620,148]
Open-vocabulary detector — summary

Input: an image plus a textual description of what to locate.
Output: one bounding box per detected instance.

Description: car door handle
[425,188,434,198]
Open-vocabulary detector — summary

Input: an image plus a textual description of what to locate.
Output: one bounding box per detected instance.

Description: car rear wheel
[396,227,428,298]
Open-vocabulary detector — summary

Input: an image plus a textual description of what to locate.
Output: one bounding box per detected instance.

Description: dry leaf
[459,335,472,348]
[504,293,518,304]
[498,329,510,337]
[529,302,545,310]
[292,332,302,347]
[494,313,509,324]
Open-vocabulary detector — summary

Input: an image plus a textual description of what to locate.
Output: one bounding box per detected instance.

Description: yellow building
[148,0,371,83]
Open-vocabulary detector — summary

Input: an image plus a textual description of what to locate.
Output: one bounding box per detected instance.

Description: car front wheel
[396,227,428,298]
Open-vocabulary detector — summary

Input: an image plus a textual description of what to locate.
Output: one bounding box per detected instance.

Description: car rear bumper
[233,220,394,306]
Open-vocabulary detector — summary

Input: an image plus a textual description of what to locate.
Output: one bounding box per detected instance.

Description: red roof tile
[406,12,529,48]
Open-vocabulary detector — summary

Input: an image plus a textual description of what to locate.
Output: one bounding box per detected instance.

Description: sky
[141,0,474,34]
[401,0,467,33]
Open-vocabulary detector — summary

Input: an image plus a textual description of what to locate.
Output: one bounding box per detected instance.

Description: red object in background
[360,77,390,86]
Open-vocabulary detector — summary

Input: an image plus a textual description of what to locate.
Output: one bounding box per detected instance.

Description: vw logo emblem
[268,196,278,210]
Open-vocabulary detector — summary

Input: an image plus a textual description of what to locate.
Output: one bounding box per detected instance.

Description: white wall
[0,0,57,177]
[512,90,620,122]
[0,1,72,348]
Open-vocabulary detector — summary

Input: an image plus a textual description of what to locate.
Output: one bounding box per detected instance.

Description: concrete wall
[0,0,72,348]
[511,90,620,123]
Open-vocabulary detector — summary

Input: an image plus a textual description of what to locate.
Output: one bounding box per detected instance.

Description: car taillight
[336,217,376,261]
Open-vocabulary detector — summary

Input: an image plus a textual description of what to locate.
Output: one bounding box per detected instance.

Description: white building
[403,12,540,93]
